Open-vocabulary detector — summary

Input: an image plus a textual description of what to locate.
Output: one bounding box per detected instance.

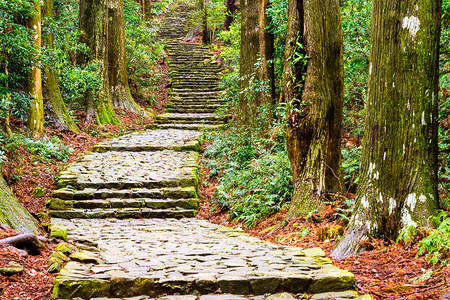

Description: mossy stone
[50,225,68,242]
[70,251,103,264]
[52,278,110,299]
[249,277,281,295]
[309,270,355,294]
[32,187,45,198]
[282,275,312,293]
[110,276,155,297]
[0,261,24,276]
[48,259,63,273]
[217,276,252,294]
[50,251,69,262]
[56,242,74,255]
[46,198,73,210]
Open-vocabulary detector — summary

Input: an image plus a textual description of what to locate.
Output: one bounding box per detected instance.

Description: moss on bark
[0,173,42,235]
[27,0,44,139]
[284,0,344,219]
[43,0,79,132]
[331,0,442,258]
[78,0,120,125]
[107,0,141,114]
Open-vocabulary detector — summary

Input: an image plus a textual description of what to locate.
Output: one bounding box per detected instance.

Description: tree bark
[201,0,210,44]
[283,0,344,218]
[258,0,275,107]
[0,173,43,235]
[3,64,12,138]
[225,0,237,31]
[145,0,152,21]
[108,0,141,114]
[27,0,44,139]
[43,0,79,132]
[78,0,119,125]
[331,0,441,258]
[238,0,275,126]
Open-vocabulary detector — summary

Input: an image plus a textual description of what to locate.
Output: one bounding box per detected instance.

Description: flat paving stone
[93,130,202,152]
[57,150,199,189]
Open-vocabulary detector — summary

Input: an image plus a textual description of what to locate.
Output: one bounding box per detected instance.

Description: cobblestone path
[49,1,371,299]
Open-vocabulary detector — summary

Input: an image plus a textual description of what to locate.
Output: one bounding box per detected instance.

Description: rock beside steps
[155,42,230,131]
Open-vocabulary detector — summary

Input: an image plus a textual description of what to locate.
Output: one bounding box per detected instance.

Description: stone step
[167,103,224,109]
[167,107,218,114]
[156,123,224,130]
[171,79,219,84]
[53,186,198,201]
[169,101,226,107]
[92,129,202,153]
[55,151,199,190]
[172,88,223,93]
[48,197,199,210]
[170,91,222,97]
[49,207,196,219]
[156,113,230,124]
[56,293,370,300]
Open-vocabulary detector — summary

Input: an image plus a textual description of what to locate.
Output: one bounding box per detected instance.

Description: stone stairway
[158,1,194,41]
[155,41,230,130]
[48,130,202,220]
[49,130,368,300]
[48,0,370,299]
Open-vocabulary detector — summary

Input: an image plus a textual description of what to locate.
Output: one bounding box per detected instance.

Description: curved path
[49,1,370,299]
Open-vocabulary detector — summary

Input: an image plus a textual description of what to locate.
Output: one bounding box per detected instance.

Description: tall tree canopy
[332,0,442,258]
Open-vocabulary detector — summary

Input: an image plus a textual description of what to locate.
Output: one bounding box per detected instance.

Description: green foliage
[190,0,226,42]
[151,0,174,16]
[205,105,292,227]
[44,0,101,109]
[9,134,73,162]
[334,197,356,225]
[124,0,165,107]
[217,16,240,66]
[341,145,362,191]
[418,211,450,265]
[0,0,36,121]
[267,0,288,91]
[340,0,371,140]
[58,62,102,108]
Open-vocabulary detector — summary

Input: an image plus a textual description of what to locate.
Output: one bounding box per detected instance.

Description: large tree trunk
[27,0,44,139]
[200,0,210,44]
[239,0,276,126]
[78,0,119,125]
[108,0,141,113]
[43,0,79,132]
[0,173,43,235]
[283,0,344,219]
[144,0,152,20]
[224,0,237,30]
[258,0,275,107]
[331,0,441,258]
